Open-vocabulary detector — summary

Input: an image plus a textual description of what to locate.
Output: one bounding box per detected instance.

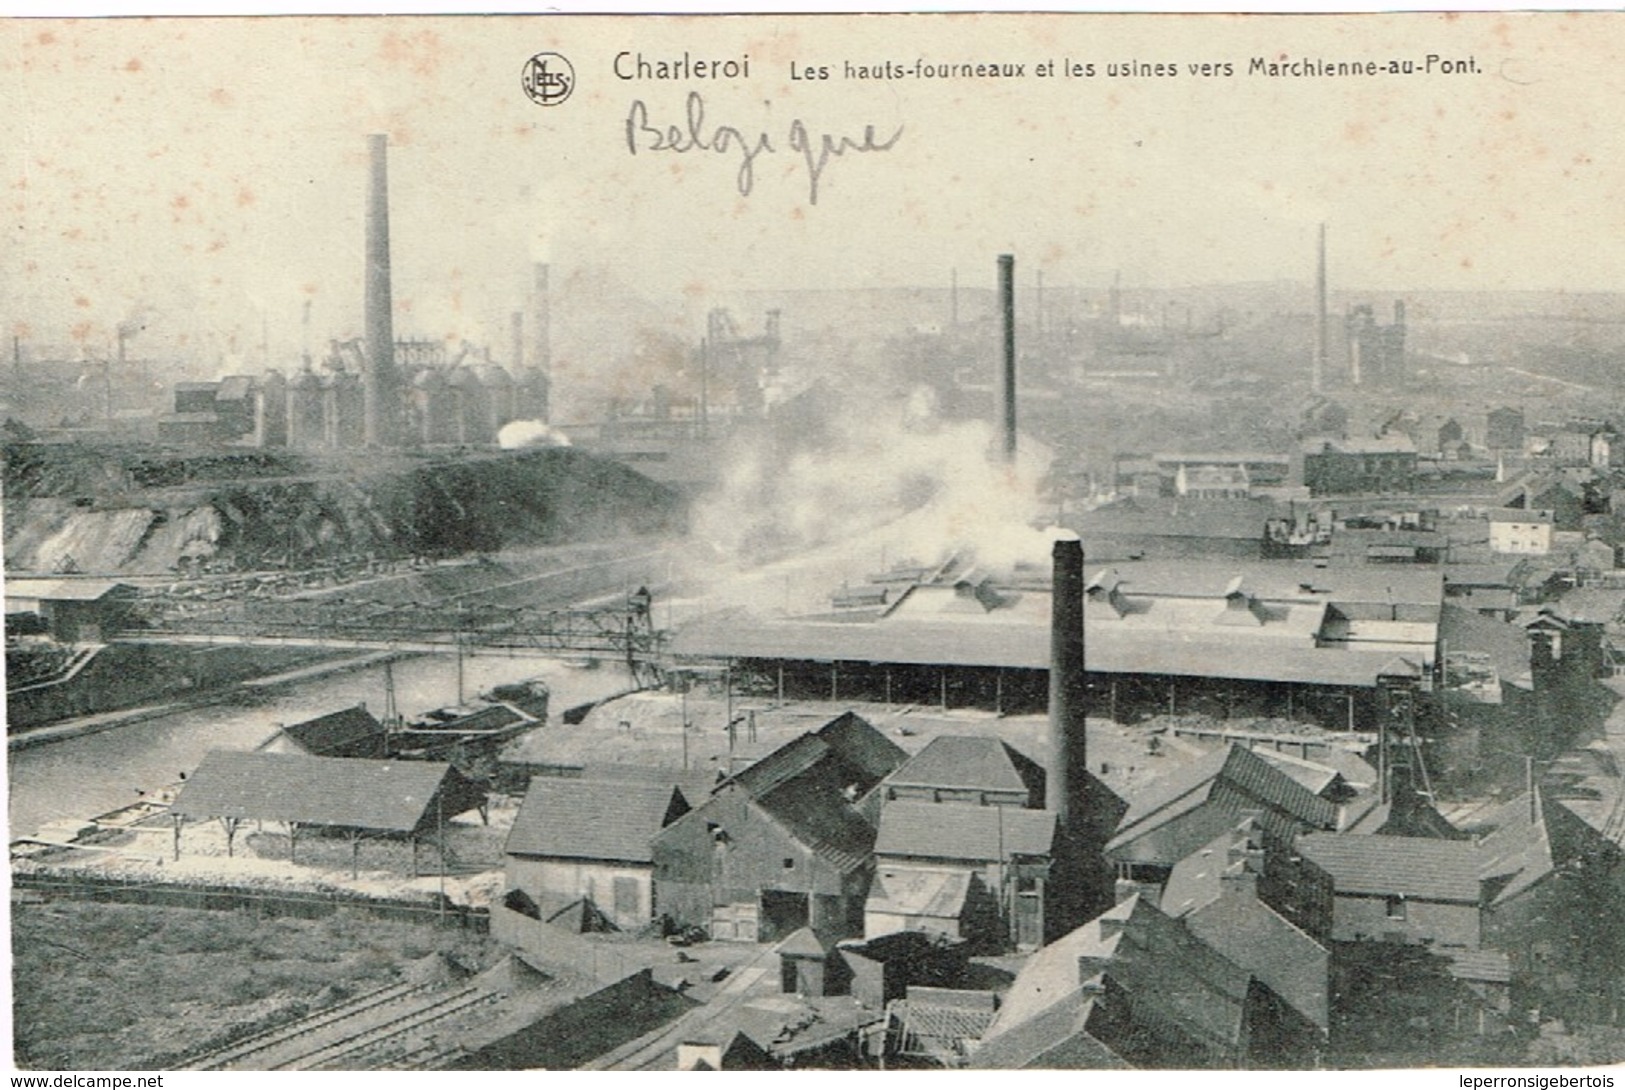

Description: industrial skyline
[8,15,1625,374]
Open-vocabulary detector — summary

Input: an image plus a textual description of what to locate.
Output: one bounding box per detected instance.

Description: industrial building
[1346,301,1407,387]
[160,136,552,450]
[671,560,1442,734]
[503,777,693,931]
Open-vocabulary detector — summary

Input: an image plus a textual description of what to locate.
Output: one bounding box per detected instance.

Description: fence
[13,871,488,931]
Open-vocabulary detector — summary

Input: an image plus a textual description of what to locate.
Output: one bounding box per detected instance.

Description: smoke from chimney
[363,133,397,448]
[998,254,1016,463]
[1048,537,1087,825]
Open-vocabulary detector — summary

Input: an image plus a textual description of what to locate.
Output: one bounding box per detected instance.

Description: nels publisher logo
[522,52,574,106]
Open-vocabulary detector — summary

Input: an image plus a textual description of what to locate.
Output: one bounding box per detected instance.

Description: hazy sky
[5,13,1623,364]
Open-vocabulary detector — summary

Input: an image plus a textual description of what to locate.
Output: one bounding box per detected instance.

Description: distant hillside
[2,443,684,575]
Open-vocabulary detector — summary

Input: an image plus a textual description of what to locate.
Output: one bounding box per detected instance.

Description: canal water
[7,651,636,839]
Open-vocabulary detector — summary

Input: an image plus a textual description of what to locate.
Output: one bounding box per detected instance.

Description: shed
[3,578,136,642]
[172,750,485,872]
[776,927,851,997]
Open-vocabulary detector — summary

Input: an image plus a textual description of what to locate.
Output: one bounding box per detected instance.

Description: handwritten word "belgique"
[624,92,904,206]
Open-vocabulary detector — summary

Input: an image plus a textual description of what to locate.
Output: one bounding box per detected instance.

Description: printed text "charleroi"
[624,92,903,206]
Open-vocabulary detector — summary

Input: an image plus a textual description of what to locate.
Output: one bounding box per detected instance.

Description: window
[783,857,795,870]
[1385,894,1407,920]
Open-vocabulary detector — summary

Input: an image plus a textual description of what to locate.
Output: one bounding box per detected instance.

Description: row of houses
[491,703,1621,1067]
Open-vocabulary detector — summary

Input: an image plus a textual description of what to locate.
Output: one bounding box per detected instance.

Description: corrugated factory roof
[173,750,475,834]
[671,612,1403,688]
[1296,832,1484,902]
[875,801,1056,861]
[505,779,684,863]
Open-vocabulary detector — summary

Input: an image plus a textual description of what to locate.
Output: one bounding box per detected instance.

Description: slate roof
[1487,507,1554,525]
[753,772,879,875]
[884,736,1044,800]
[986,894,1255,1057]
[1473,788,1605,905]
[728,733,833,797]
[269,706,387,759]
[986,898,1132,1036]
[865,868,974,920]
[875,801,1057,862]
[727,714,903,802]
[1439,603,1534,690]
[576,763,719,807]
[968,992,1129,1069]
[1162,824,1330,1031]
[505,779,686,864]
[814,711,909,785]
[1296,833,1484,902]
[1107,745,1339,860]
[173,750,479,833]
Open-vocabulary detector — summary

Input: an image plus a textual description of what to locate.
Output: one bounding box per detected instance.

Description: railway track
[298,986,500,1070]
[190,980,505,1071]
[189,980,425,1069]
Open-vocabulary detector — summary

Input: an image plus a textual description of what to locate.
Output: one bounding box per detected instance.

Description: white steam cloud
[680,383,1065,616]
[498,419,572,450]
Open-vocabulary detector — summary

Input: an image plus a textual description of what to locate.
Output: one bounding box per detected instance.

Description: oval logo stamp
[522,52,575,107]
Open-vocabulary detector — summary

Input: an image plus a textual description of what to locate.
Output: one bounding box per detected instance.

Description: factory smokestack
[1048,537,1087,826]
[998,254,1016,463]
[363,133,397,448]
[532,263,552,421]
[510,311,524,371]
[1314,223,1327,394]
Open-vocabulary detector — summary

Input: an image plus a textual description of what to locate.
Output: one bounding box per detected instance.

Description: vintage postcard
[4,11,1625,1074]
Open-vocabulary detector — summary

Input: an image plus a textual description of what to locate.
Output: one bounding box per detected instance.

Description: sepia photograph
[3,10,1625,1073]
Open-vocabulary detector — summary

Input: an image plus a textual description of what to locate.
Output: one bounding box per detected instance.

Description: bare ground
[10,898,495,1070]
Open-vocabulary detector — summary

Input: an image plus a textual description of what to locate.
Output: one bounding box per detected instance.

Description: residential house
[1499,474,1586,532]
[969,894,1320,1069]
[1159,818,1331,1036]
[1105,744,1341,892]
[650,713,907,942]
[1486,508,1554,555]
